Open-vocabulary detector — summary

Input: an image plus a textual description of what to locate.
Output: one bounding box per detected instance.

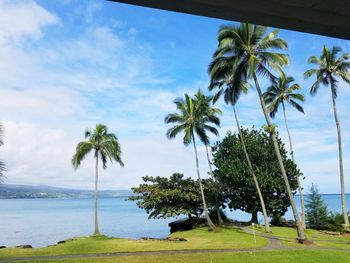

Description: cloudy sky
[0,0,349,193]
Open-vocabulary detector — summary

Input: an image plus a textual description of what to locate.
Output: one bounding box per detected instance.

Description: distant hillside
[0,184,131,199]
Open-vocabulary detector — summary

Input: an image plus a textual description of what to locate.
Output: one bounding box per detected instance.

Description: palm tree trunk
[94,154,100,235]
[330,84,350,228]
[282,102,306,229]
[205,145,224,225]
[253,73,306,242]
[233,106,270,232]
[192,135,216,230]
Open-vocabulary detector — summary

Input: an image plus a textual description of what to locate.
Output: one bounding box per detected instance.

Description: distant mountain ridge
[0,184,132,199]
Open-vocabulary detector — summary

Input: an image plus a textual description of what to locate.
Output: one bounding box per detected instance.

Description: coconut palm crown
[165,93,220,146]
[211,23,289,105]
[72,124,124,170]
[264,71,305,118]
[304,46,350,98]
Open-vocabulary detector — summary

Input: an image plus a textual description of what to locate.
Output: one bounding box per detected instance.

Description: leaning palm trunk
[233,106,270,232]
[282,102,306,229]
[94,154,100,235]
[330,84,350,228]
[205,145,224,225]
[192,136,216,230]
[253,73,306,242]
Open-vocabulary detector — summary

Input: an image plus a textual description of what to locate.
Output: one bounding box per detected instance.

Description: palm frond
[72,141,94,169]
[166,125,185,140]
[73,124,124,170]
[288,99,304,114]
[267,99,281,118]
[310,77,322,96]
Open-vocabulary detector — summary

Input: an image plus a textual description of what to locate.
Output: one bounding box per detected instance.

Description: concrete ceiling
[109,0,350,40]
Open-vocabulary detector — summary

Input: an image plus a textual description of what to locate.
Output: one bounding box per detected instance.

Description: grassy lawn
[252,225,350,249]
[0,226,268,259]
[16,250,350,263]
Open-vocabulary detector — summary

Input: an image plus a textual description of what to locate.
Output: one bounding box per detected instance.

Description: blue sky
[0,0,350,194]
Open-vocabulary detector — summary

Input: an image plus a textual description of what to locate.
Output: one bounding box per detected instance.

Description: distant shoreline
[0,184,131,199]
[0,184,349,199]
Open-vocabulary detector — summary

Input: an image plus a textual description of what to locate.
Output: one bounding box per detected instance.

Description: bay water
[0,194,349,247]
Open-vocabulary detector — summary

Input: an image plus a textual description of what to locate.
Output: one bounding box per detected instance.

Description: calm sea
[0,194,349,247]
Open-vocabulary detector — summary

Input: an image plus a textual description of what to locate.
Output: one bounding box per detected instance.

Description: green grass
[16,250,350,263]
[252,225,350,249]
[0,226,268,259]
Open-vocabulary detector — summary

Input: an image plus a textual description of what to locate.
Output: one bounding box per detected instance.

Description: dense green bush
[212,128,300,222]
[306,184,329,229]
[306,184,349,231]
[270,213,286,226]
[129,173,219,219]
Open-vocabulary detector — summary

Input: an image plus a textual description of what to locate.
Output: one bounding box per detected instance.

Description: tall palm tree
[263,71,306,229]
[208,64,271,232]
[212,23,306,241]
[165,94,218,230]
[72,124,124,235]
[193,89,224,224]
[304,45,350,229]
[0,124,5,182]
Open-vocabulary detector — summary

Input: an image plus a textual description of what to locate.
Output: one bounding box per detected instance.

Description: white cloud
[0,0,58,44]
[84,1,102,23]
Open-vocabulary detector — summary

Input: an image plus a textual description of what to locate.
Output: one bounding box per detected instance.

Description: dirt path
[240,226,284,250]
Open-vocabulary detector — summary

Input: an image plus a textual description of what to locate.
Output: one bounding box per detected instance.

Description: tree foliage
[306,184,348,231]
[209,23,289,106]
[72,124,124,169]
[263,71,305,118]
[164,93,220,146]
[212,128,300,220]
[304,45,350,97]
[129,173,218,219]
[305,184,329,230]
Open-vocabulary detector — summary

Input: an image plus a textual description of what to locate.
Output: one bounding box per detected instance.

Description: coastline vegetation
[0,226,349,262]
[0,226,268,258]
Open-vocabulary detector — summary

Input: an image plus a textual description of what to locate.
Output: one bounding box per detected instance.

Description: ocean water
[0,194,349,247]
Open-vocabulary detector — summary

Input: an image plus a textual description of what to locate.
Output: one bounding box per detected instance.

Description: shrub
[306,184,329,230]
[270,213,285,226]
[306,183,349,232]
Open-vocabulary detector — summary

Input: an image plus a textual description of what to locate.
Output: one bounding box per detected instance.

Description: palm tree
[208,64,271,232]
[165,94,218,230]
[72,124,124,235]
[212,23,306,241]
[0,124,5,182]
[263,71,306,229]
[193,89,223,224]
[304,45,350,229]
